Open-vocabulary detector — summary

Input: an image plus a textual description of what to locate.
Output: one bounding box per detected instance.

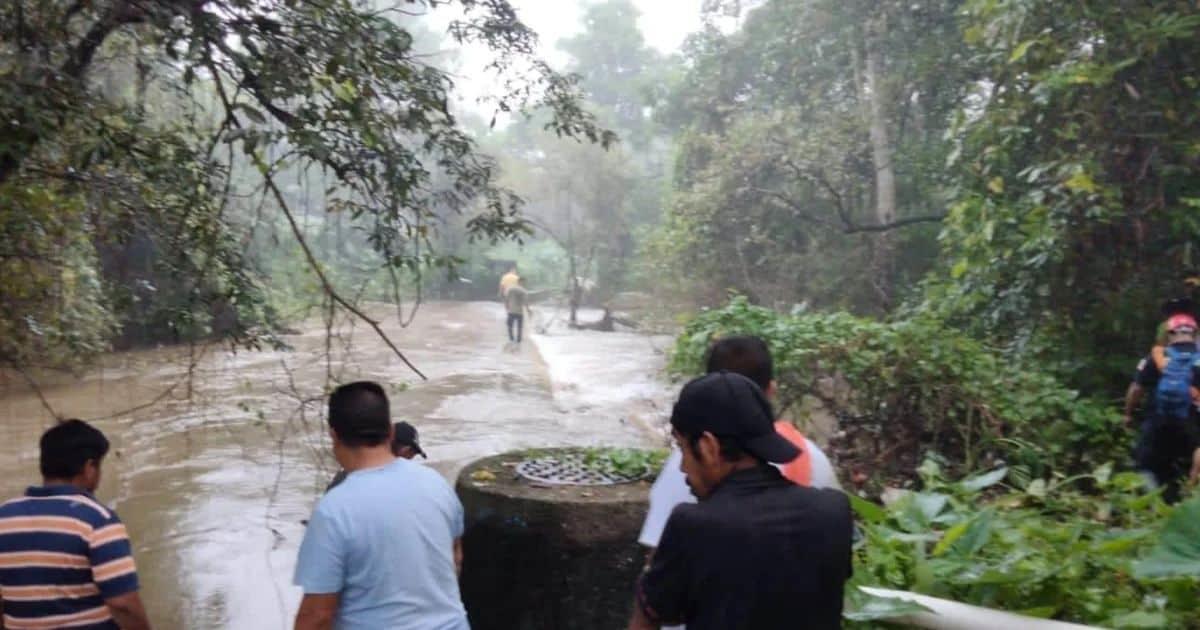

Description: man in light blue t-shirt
[294,381,469,630]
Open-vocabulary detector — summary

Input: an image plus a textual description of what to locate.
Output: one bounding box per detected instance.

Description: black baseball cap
[392,421,426,458]
[670,371,800,464]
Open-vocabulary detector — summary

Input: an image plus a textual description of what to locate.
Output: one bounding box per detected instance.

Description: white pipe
[858,587,1104,630]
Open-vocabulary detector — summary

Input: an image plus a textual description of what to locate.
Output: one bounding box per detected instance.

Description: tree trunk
[863,12,897,308]
[565,190,579,326]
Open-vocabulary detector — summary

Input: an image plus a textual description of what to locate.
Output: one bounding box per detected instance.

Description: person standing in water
[505,277,531,344]
[498,264,519,298]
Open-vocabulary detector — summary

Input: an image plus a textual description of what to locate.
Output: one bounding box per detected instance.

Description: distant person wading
[504,277,532,344]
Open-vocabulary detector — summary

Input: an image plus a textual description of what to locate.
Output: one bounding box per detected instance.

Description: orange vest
[773,420,813,486]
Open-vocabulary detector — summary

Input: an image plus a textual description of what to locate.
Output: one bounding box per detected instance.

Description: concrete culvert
[456,448,654,630]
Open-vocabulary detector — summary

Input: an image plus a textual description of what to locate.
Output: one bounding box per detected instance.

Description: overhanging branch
[756,187,945,234]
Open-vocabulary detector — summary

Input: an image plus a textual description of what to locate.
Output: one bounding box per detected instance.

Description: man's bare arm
[627,597,659,630]
[294,593,339,630]
[1124,382,1144,427]
[105,591,152,630]
[454,537,464,577]
[1190,448,1200,485]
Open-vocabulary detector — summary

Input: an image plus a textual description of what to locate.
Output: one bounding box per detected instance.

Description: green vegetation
[648,0,1200,391]
[669,297,1200,624]
[671,297,1122,487]
[579,447,668,480]
[850,463,1200,628]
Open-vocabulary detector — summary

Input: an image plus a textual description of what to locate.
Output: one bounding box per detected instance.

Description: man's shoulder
[783,484,852,527]
[0,492,116,525]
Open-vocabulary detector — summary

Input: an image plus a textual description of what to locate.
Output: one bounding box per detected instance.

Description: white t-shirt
[637,438,840,548]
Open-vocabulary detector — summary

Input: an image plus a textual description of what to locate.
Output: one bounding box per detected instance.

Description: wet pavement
[0,301,673,628]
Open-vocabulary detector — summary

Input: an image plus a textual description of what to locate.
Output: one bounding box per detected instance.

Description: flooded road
[0,301,673,628]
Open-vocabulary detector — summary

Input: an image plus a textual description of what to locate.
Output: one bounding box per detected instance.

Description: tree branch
[202,56,427,379]
[255,157,428,380]
[5,359,62,421]
[755,187,945,234]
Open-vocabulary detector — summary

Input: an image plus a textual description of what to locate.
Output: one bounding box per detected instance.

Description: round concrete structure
[456,449,652,630]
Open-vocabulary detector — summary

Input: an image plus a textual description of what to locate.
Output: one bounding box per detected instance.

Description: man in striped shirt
[0,419,151,629]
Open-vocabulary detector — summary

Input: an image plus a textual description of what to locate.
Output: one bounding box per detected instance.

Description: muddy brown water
[0,301,672,629]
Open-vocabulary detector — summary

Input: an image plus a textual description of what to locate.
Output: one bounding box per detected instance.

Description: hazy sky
[511,0,707,61]
[446,0,707,121]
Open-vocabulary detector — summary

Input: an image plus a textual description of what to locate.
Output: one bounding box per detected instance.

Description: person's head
[509,263,518,274]
[40,419,110,491]
[705,335,775,397]
[391,421,426,460]
[669,372,799,499]
[328,382,393,464]
[1166,314,1197,344]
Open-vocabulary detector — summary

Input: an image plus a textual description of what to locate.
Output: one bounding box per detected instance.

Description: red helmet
[1166,313,1198,332]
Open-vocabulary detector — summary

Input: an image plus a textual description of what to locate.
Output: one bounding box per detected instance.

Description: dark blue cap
[669,371,800,464]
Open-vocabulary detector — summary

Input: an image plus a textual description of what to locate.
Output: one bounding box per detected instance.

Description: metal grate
[515,453,648,486]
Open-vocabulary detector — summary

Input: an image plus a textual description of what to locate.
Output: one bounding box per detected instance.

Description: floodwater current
[0,301,673,628]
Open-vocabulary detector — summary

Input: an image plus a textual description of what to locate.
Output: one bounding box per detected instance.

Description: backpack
[1155,345,1199,420]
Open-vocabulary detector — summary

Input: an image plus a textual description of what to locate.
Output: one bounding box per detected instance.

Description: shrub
[669,296,1126,488]
[848,462,1200,628]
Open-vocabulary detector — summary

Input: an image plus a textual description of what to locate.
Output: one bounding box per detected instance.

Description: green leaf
[1063,172,1097,194]
[844,589,933,622]
[1009,39,1037,63]
[847,493,886,523]
[333,80,359,102]
[932,511,995,560]
[933,519,970,556]
[959,467,1008,492]
[1133,496,1200,578]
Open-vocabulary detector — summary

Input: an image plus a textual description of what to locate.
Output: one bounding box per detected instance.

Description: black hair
[328,381,391,448]
[40,419,110,479]
[705,335,773,390]
[680,430,750,464]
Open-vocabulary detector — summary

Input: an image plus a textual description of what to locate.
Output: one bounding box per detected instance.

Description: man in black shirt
[628,371,853,630]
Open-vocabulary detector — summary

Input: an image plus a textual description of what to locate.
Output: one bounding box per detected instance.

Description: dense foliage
[923,0,1200,393]
[649,0,1200,394]
[849,463,1200,628]
[644,0,969,311]
[670,297,1123,487]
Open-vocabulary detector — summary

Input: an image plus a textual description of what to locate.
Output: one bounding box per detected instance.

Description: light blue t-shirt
[294,458,469,630]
